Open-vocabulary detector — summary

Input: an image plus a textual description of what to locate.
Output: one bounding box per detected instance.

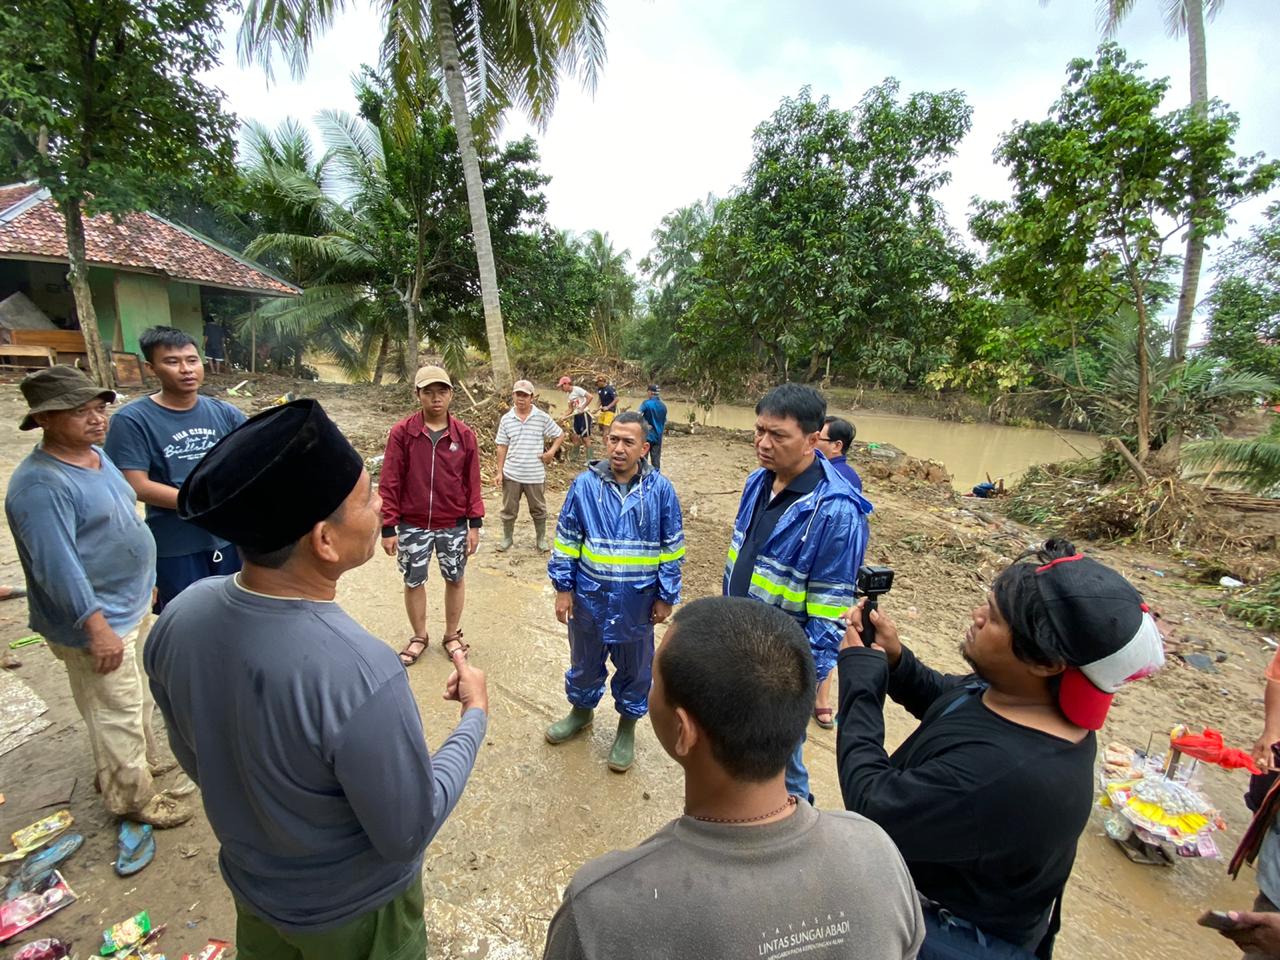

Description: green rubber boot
[545,707,593,745]
[533,518,550,552]
[608,717,638,772]
[496,520,514,552]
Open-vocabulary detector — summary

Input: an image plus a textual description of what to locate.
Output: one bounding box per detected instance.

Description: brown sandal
[442,630,469,660]
[813,707,835,730]
[399,636,429,666]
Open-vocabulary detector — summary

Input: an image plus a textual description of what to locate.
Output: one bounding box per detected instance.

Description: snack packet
[101,911,152,955]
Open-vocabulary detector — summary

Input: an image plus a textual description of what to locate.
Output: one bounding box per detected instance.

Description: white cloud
[209,0,1280,318]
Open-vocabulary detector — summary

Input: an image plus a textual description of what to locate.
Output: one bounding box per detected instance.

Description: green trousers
[235,875,427,960]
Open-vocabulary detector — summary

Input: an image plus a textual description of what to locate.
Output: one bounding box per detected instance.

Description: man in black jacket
[836,540,1164,959]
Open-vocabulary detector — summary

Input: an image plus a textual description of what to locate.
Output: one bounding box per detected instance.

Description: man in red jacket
[380,366,484,667]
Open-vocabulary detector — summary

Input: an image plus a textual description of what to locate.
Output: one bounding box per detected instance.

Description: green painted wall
[167,282,203,349]
[89,268,118,349]
[114,273,172,355]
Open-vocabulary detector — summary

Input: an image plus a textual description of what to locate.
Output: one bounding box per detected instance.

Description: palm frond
[248,283,371,340]
[1185,421,1280,494]
[237,0,351,80]
[316,109,386,187]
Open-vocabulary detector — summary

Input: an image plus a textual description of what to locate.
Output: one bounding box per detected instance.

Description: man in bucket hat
[4,366,194,834]
[835,539,1164,960]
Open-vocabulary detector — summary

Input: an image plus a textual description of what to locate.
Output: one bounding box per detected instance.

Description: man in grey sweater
[544,596,922,960]
[146,400,488,958]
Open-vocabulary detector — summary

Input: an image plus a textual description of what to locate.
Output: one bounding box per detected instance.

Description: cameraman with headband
[834,540,1164,959]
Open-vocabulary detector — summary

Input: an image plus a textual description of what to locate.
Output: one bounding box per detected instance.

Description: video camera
[855,564,894,647]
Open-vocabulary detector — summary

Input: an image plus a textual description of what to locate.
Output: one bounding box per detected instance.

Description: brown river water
[610,391,1101,490]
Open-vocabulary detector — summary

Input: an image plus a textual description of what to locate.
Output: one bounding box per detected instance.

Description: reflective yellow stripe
[554,539,581,558]
[750,572,806,604]
[581,544,659,567]
[727,546,738,563]
[659,546,686,562]
[806,602,846,619]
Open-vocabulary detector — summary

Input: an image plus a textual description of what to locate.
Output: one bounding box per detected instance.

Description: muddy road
[0,377,1269,958]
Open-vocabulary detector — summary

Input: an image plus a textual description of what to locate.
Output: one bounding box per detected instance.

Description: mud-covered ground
[0,373,1272,959]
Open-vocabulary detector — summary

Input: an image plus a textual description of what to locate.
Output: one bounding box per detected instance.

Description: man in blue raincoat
[547,411,685,773]
[725,383,872,803]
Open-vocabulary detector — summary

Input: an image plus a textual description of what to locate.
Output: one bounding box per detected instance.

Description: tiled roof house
[0,183,298,357]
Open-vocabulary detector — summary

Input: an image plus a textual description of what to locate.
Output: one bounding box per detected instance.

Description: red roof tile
[0,187,298,298]
[0,184,40,212]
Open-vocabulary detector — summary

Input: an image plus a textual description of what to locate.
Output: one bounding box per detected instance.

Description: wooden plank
[10,329,88,352]
[0,344,56,368]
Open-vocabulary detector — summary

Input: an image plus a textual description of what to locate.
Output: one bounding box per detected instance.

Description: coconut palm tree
[237,0,609,387]
[579,230,634,356]
[1094,0,1228,363]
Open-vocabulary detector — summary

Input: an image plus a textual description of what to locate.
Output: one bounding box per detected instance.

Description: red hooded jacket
[379,412,484,534]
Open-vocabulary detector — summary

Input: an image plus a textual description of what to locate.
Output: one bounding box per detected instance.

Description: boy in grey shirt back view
[544,597,922,960]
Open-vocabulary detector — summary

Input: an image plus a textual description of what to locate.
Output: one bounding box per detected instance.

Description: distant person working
[638,384,667,472]
[836,540,1164,959]
[544,596,922,960]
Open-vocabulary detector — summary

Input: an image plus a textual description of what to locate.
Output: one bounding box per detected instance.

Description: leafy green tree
[972,44,1277,460]
[242,72,577,381]
[579,230,635,357]
[237,0,608,389]
[1204,203,1280,387]
[1094,0,1227,362]
[674,84,973,395]
[0,0,236,385]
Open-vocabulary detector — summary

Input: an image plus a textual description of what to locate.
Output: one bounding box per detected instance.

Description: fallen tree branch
[1107,437,1150,486]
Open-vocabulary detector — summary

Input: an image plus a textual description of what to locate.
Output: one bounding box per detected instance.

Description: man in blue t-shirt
[105,327,246,612]
[639,384,668,472]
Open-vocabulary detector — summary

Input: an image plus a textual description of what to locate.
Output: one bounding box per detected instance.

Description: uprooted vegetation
[1004,453,1280,575]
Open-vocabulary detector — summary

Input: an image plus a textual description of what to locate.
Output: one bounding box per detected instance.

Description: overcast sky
[208,0,1280,286]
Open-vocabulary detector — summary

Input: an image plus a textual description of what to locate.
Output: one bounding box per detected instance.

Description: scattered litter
[178,845,200,859]
[10,810,73,853]
[226,380,250,397]
[1184,653,1218,673]
[100,909,150,955]
[8,635,41,650]
[1263,637,1278,650]
[0,872,76,942]
[11,938,71,959]
[183,939,230,960]
[1220,576,1245,589]
[1,652,20,669]
[1215,652,1229,663]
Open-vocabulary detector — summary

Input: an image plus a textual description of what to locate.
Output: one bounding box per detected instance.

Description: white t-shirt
[567,386,591,415]
[495,407,562,483]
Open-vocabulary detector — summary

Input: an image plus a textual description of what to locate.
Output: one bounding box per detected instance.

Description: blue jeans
[920,908,1038,959]
[785,734,812,803]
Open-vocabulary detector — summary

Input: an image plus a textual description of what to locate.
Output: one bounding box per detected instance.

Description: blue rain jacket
[549,460,685,645]
[723,454,872,674]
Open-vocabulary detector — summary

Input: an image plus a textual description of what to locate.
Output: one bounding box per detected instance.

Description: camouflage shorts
[396,524,468,587]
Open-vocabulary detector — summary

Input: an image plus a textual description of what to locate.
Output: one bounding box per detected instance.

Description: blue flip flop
[115,821,155,877]
[5,833,83,898]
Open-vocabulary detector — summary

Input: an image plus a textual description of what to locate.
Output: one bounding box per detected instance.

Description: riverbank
[0,371,1270,959]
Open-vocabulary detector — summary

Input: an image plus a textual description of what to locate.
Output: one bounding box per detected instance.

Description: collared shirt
[726,457,823,601]
[496,407,562,484]
[829,454,863,493]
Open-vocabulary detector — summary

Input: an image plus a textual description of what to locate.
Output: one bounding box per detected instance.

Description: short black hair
[756,383,826,434]
[238,502,346,570]
[823,416,854,454]
[658,597,815,781]
[139,326,198,363]
[612,410,646,430]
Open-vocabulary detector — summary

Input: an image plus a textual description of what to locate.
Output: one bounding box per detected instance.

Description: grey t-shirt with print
[543,800,923,960]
